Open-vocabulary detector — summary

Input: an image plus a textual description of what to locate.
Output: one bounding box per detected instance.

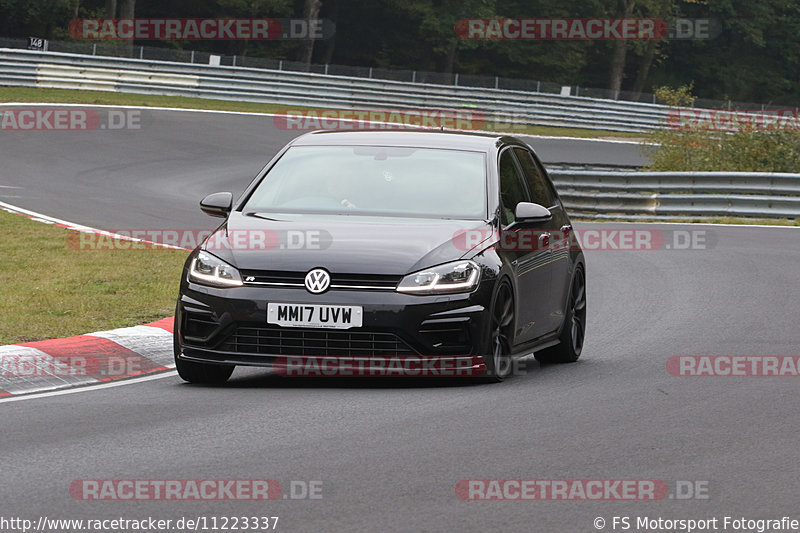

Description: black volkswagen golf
[174,130,586,383]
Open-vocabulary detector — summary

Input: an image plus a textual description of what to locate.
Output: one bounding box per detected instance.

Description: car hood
[203,211,492,275]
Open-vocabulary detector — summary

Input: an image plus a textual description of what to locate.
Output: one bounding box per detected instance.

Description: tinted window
[244,146,486,219]
[513,147,556,208]
[498,149,530,225]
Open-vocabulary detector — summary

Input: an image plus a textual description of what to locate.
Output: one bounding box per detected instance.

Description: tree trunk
[104,0,116,18]
[321,0,337,64]
[295,0,322,69]
[119,0,135,57]
[631,0,672,101]
[608,0,636,98]
[630,40,657,100]
[443,40,458,74]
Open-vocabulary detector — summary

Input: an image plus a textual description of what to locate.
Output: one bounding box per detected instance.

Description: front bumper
[176,280,495,372]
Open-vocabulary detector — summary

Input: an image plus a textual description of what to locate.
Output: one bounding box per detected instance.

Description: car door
[497,147,552,344]
[512,146,571,333]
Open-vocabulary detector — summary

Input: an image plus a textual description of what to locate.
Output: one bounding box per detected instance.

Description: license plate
[267,303,363,329]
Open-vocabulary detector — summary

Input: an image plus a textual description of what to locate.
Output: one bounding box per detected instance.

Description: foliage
[654,83,696,106]
[644,127,800,172]
[1,0,799,105]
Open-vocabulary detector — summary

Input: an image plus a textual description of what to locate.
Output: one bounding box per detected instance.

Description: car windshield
[243,145,487,219]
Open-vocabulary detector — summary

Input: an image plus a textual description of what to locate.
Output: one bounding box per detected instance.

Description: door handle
[538,232,550,250]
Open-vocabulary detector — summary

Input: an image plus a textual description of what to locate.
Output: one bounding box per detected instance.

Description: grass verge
[0,209,188,344]
[0,86,642,140]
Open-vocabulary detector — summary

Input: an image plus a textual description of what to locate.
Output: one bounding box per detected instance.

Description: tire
[175,356,235,384]
[480,281,515,382]
[535,264,586,365]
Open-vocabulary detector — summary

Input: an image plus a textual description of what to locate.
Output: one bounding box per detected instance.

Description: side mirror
[200,192,233,218]
[515,202,551,222]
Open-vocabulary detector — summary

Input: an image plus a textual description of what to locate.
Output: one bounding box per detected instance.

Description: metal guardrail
[549,170,800,220]
[0,48,670,133]
[1,49,797,220]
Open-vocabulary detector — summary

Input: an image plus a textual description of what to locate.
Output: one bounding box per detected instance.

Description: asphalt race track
[0,107,649,232]
[1,107,799,532]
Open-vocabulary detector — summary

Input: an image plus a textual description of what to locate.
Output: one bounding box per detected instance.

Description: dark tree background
[1,0,798,105]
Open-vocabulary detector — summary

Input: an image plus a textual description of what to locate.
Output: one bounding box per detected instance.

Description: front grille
[218,325,418,356]
[240,270,401,290]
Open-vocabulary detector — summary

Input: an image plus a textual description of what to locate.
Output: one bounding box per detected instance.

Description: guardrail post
[139,46,143,59]
[412,71,416,83]
[278,60,282,70]
[369,67,373,78]
[92,43,96,56]
[495,76,499,89]
[454,73,459,86]
[536,81,540,92]
[325,64,329,75]
[233,55,237,66]
[190,50,194,64]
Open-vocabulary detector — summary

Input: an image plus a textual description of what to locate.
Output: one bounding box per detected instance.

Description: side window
[498,149,530,225]
[513,147,556,208]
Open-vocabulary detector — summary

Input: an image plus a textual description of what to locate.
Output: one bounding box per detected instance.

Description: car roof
[289,129,523,151]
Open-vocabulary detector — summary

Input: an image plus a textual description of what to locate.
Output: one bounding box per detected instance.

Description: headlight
[188,251,243,287]
[396,260,480,295]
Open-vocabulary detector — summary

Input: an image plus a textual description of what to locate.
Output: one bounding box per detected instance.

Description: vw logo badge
[305,268,331,294]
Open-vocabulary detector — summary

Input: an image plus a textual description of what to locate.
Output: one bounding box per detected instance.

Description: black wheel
[482,281,515,381]
[535,264,586,364]
[175,356,234,384]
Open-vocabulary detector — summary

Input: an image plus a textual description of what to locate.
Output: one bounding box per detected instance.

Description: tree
[217,0,292,56]
[608,0,636,97]
[630,0,675,100]
[295,0,321,66]
[396,0,497,74]
[119,0,135,56]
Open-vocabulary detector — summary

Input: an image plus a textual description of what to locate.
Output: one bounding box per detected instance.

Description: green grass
[0,209,188,344]
[0,86,641,139]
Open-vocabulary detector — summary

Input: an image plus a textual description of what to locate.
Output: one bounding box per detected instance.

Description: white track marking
[0,200,189,249]
[0,369,177,404]
[0,102,645,144]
